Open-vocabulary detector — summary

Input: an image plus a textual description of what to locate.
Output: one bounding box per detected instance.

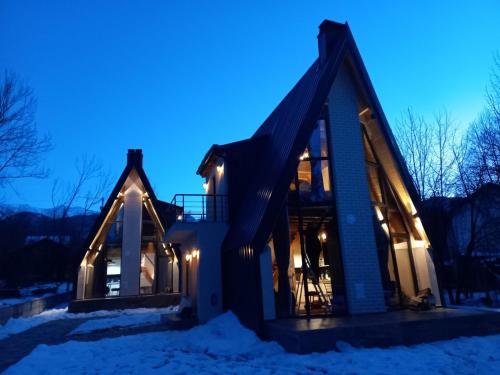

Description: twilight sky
[0,1,499,209]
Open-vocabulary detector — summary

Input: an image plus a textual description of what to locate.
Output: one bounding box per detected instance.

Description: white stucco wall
[120,184,142,296]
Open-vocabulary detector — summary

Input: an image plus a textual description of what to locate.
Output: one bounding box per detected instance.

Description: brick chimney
[127,149,143,168]
[317,20,345,66]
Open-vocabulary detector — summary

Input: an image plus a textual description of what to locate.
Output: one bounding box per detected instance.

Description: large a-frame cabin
[165,20,441,330]
[73,20,441,330]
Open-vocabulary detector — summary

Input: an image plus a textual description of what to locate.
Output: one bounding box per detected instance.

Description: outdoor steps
[263,307,500,354]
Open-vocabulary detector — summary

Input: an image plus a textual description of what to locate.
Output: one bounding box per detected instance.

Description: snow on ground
[5,312,500,375]
[70,306,177,334]
[0,305,178,340]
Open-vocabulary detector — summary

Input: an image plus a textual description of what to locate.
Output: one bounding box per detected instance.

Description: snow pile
[0,307,68,340]
[5,312,500,374]
[70,306,177,334]
[0,306,178,340]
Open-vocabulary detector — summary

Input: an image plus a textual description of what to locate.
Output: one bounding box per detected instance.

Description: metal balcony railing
[171,194,228,223]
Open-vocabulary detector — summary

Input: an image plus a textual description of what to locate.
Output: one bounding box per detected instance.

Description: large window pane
[140,207,157,295]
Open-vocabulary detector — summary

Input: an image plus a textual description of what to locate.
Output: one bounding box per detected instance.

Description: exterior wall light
[177,214,183,221]
[216,164,224,175]
[299,150,310,160]
[203,182,209,191]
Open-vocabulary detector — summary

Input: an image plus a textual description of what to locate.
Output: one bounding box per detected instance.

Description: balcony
[171,194,228,223]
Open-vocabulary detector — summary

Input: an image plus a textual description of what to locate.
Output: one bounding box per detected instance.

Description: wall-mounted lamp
[216,164,224,175]
[177,214,183,221]
[203,182,209,191]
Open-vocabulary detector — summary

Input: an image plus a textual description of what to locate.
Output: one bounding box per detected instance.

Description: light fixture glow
[185,253,192,262]
[375,206,384,221]
[177,214,183,221]
[216,164,224,174]
[381,223,389,235]
[299,150,310,161]
[203,182,209,191]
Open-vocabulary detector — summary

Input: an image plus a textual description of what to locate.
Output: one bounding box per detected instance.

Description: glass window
[140,207,157,295]
[104,203,124,297]
[294,119,332,203]
[363,129,417,307]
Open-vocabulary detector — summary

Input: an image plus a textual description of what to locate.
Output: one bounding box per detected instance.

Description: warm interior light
[414,216,424,232]
[299,150,310,160]
[320,232,327,241]
[192,249,200,259]
[381,223,389,235]
[185,253,192,262]
[375,206,384,221]
[98,244,103,251]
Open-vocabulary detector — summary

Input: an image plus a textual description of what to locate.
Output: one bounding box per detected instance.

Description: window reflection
[104,204,124,297]
[363,131,418,307]
[292,120,332,203]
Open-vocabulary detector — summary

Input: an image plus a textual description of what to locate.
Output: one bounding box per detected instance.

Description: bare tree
[395,108,433,200]
[429,111,457,198]
[51,155,112,246]
[452,140,500,303]
[0,71,51,188]
[486,52,500,121]
[396,108,458,302]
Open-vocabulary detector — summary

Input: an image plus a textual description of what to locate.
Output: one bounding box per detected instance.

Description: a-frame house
[165,20,441,330]
[74,150,181,308]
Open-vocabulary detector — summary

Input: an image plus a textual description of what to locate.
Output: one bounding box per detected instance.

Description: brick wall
[327,63,386,314]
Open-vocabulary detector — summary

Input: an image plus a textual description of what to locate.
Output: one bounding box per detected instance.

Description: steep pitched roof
[221,20,420,254]
[74,150,177,264]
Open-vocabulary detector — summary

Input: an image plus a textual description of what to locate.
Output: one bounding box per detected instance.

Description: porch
[263,307,500,353]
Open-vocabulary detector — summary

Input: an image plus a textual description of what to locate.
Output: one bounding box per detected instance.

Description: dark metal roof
[221,20,422,256]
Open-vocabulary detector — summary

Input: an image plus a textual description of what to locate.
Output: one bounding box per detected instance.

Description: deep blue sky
[1,1,499,208]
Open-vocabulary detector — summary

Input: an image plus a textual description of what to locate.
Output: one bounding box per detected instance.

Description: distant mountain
[0,204,98,219]
[0,210,99,253]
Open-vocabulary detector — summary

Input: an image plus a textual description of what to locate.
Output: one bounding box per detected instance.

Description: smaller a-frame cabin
[73,150,181,309]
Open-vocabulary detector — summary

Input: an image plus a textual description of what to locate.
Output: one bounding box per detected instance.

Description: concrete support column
[260,245,276,320]
[120,185,142,296]
[327,63,385,314]
[272,207,293,317]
